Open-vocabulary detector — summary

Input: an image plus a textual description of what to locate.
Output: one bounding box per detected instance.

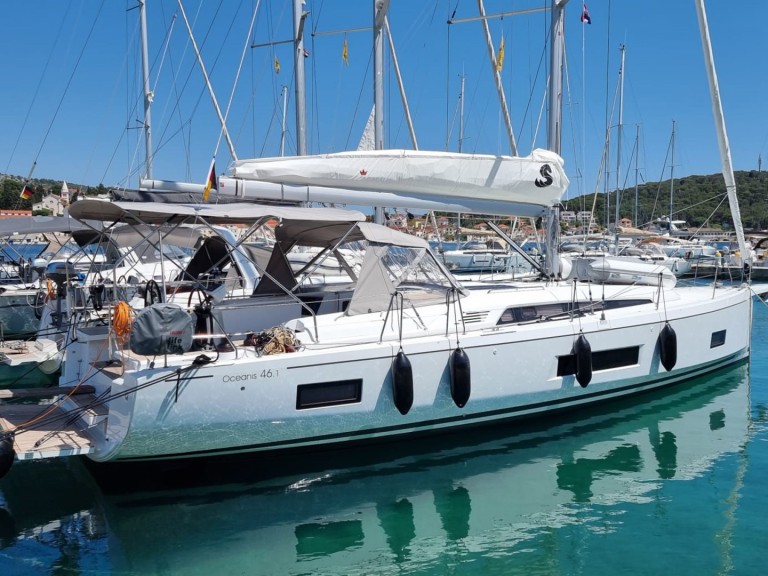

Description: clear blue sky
[1,0,766,208]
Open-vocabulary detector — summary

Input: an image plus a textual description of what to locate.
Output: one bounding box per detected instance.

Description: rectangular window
[710,330,726,348]
[296,379,362,410]
[593,346,640,370]
[498,299,652,325]
[557,346,640,376]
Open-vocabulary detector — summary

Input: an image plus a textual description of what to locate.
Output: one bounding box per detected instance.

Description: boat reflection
[0,362,752,574]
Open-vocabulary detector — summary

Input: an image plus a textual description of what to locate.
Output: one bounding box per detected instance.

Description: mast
[459,74,465,153]
[139,0,153,179]
[373,0,390,224]
[544,0,568,278]
[547,0,567,156]
[694,0,748,264]
[280,85,288,157]
[669,120,675,228]
[613,44,625,243]
[634,124,640,226]
[292,0,308,156]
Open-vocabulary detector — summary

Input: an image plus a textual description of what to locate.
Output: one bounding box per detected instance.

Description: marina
[2,1,768,573]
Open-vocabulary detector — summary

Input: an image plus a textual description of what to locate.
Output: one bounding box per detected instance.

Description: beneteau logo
[534,164,554,188]
[359,169,368,176]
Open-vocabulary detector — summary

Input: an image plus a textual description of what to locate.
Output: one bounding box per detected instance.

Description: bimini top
[230,148,569,218]
[68,199,366,226]
[0,213,98,236]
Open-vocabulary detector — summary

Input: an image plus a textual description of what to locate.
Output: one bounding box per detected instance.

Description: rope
[112,301,133,346]
[2,358,203,442]
[245,326,300,355]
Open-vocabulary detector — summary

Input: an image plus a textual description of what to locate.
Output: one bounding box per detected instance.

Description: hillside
[0,175,106,210]
[563,170,768,232]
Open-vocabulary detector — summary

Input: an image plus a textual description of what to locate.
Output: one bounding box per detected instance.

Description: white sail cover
[231,148,569,217]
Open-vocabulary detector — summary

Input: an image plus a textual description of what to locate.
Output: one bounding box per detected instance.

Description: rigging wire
[28,2,107,175]
[9,2,106,211]
[215,0,261,163]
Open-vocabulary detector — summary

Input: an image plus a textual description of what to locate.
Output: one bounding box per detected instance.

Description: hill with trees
[0,175,107,212]
[562,170,768,232]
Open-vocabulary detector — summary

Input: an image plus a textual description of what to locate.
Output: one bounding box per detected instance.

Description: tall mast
[545,0,568,278]
[292,0,308,156]
[634,124,640,226]
[280,85,288,157]
[613,44,625,239]
[373,0,389,152]
[547,0,567,155]
[458,74,465,153]
[373,0,390,224]
[694,0,749,263]
[669,120,675,226]
[611,44,626,249]
[139,0,153,179]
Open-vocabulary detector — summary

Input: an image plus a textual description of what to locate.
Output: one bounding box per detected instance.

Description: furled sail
[230,148,569,218]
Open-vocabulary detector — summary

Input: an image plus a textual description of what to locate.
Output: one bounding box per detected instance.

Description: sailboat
[0,1,757,477]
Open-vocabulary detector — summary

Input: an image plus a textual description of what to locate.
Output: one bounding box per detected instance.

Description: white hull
[47,282,751,463]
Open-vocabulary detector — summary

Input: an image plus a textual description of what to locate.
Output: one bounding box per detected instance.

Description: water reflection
[434,486,471,541]
[377,498,415,562]
[557,444,643,502]
[649,425,678,479]
[295,520,364,559]
[0,363,753,575]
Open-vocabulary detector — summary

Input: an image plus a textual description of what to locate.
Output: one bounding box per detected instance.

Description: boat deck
[0,399,97,460]
[0,342,33,364]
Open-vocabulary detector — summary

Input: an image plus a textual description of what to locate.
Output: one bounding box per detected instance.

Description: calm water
[1,303,768,575]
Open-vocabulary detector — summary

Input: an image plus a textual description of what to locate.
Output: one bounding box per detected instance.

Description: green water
[1,304,768,575]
